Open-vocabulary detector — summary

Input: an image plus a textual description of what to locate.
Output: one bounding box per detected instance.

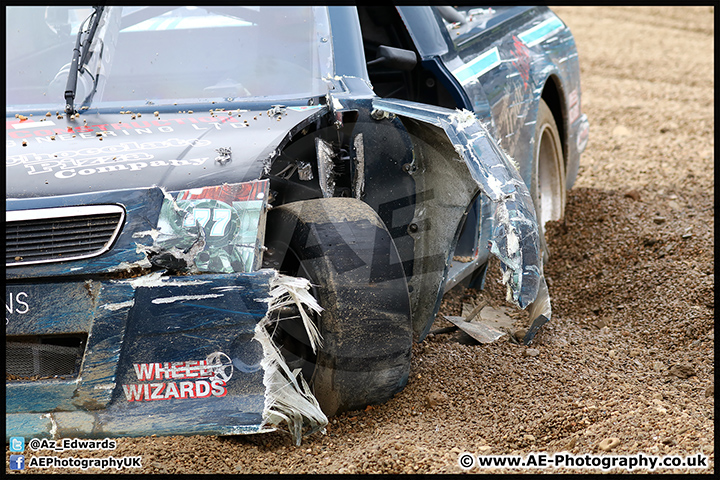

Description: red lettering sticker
[124,352,234,402]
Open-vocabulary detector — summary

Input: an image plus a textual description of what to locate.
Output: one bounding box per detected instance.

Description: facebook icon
[9,455,25,470]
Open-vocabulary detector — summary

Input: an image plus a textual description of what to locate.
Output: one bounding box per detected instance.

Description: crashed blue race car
[6,6,588,444]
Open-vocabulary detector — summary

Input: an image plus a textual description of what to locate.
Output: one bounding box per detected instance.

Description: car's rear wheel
[532,98,566,262]
[262,198,413,416]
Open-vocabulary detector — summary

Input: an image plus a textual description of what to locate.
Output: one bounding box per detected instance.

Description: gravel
[6,6,713,475]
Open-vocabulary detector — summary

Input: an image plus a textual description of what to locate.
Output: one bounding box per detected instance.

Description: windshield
[6,6,333,113]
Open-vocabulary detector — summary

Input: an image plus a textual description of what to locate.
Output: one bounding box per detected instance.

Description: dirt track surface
[7,6,714,474]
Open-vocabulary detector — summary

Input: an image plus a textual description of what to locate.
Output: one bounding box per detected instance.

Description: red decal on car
[511,35,532,90]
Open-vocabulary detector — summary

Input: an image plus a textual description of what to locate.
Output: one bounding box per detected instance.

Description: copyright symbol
[458,453,475,469]
[29,438,41,450]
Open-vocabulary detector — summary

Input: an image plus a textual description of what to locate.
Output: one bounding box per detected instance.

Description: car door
[401,7,541,160]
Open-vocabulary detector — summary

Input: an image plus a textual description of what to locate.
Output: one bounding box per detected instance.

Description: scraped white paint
[93,383,117,390]
[132,229,161,240]
[450,108,478,132]
[108,258,152,272]
[102,300,135,311]
[486,174,507,199]
[503,268,515,303]
[151,294,224,304]
[162,188,184,214]
[161,279,212,286]
[211,285,245,292]
[121,272,211,289]
[453,143,466,159]
[126,271,165,288]
[43,413,58,438]
[506,224,520,258]
[496,201,521,259]
[332,96,343,111]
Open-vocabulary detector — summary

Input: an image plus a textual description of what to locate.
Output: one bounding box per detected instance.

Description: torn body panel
[148,180,269,274]
[6,269,328,443]
[368,98,550,339]
[7,270,272,439]
[254,274,327,445]
[7,179,327,443]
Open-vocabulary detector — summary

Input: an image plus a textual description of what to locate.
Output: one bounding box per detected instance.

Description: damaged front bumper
[6,270,326,444]
[6,180,327,444]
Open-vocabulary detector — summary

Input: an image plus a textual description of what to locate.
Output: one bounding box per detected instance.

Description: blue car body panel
[398,6,587,190]
[7,271,274,438]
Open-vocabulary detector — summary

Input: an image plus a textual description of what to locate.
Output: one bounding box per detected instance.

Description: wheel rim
[536,123,564,238]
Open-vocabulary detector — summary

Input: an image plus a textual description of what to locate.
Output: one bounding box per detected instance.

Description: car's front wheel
[262,198,413,416]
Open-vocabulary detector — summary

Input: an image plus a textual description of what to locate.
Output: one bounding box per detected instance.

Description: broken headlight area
[141,180,330,443]
[143,180,270,274]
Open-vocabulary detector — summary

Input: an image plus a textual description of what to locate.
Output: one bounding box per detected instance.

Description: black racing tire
[531,98,566,262]
[262,198,412,416]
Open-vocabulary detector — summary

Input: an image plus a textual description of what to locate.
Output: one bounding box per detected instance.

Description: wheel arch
[540,74,567,167]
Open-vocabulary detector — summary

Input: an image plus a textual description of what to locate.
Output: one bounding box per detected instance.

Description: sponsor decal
[155,180,269,273]
[577,115,589,153]
[7,115,245,139]
[510,35,532,90]
[568,89,578,106]
[567,89,580,123]
[9,120,56,130]
[6,291,30,316]
[7,138,211,179]
[121,352,232,402]
[5,115,254,152]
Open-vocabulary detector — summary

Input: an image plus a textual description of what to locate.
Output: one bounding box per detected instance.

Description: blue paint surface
[452,47,501,85]
[6,270,276,440]
[518,17,565,47]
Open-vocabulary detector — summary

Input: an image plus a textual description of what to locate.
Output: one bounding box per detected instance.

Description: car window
[356,6,458,109]
[6,6,333,112]
[435,6,532,48]
[394,6,448,58]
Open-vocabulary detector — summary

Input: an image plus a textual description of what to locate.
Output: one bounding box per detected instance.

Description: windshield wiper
[64,6,105,115]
